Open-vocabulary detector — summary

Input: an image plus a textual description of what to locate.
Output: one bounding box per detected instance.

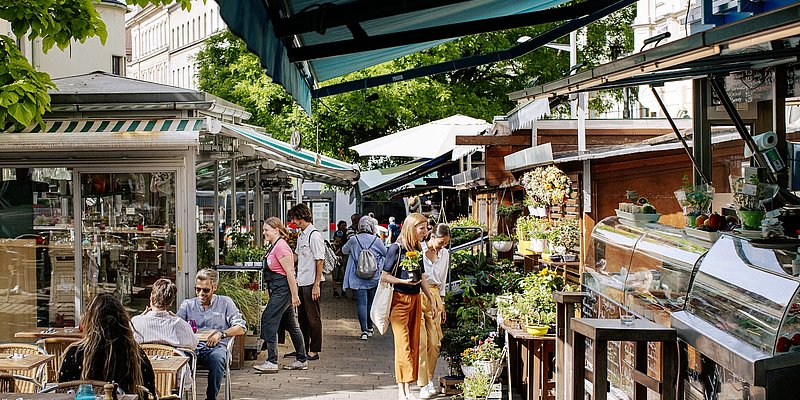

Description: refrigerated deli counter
[585,216,800,400]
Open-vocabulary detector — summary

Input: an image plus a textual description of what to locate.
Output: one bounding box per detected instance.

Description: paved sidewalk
[197,291,449,399]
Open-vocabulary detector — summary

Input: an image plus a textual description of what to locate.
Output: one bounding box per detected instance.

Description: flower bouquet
[521,165,573,207]
[729,174,778,230]
[401,250,423,282]
[674,175,714,227]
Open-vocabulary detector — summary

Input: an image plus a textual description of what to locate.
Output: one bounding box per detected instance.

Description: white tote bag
[370,245,400,335]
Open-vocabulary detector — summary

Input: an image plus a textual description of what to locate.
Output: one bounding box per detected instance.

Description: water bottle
[75,383,95,400]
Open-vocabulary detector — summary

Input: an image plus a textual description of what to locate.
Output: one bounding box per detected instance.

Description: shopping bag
[370,244,401,335]
[370,280,393,335]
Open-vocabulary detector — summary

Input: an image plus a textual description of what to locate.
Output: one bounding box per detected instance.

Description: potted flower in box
[674,175,714,227]
[729,174,779,230]
[460,332,502,378]
[401,250,423,282]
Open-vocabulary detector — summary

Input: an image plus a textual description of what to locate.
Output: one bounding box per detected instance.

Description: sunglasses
[195,287,212,294]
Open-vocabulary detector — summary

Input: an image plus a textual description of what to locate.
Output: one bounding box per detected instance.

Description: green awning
[220,123,359,186]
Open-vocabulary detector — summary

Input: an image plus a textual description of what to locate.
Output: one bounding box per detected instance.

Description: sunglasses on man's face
[195,287,212,294]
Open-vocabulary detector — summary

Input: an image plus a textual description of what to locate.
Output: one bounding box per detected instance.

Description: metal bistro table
[501,321,556,400]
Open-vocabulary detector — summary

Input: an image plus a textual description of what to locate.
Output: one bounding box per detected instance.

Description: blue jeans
[196,344,227,400]
[261,271,307,363]
[356,286,377,333]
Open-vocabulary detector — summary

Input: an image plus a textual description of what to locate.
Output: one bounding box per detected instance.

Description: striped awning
[220,122,359,186]
[0,118,202,151]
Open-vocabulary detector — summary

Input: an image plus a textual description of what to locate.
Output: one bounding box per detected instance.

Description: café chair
[195,336,235,400]
[41,380,154,400]
[37,337,80,384]
[141,343,189,400]
[0,343,47,392]
[0,372,41,393]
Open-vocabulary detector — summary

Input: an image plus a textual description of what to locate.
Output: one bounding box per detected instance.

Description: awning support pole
[650,86,710,185]
[255,168,262,247]
[245,172,251,233]
[213,160,220,266]
[707,76,776,184]
[231,158,238,230]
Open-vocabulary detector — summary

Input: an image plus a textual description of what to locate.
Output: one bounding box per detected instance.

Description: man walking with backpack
[288,203,325,360]
[342,216,387,340]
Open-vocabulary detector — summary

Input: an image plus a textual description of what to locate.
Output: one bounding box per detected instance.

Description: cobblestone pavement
[197,291,448,399]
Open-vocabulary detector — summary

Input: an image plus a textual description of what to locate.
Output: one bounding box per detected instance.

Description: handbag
[370,244,400,335]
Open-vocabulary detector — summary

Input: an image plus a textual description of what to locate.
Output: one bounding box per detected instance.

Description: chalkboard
[712,68,774,105]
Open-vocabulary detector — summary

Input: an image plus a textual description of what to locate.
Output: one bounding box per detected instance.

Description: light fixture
[726,22,800,51]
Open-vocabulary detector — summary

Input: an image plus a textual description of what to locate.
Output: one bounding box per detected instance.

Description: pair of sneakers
[253,360,308,373]
[359,328,375,340]
[419,382,437,399]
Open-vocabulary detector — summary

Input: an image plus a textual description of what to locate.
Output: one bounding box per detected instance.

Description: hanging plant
[520,165,572,206]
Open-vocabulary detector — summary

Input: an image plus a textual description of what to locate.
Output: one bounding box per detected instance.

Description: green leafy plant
[675,175,714,215]
[489,234,511,242]
[197,232,216,269]
[496,204,522,223]
[515,215,535,243]
[529,218,551,240]
[520,166,572,207]
[548,218,580,253]
[517,268,571,326]
[215,271,266,333]
[458,372,494,399]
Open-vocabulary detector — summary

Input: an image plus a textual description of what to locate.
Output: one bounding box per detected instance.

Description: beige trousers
[417,285,443,387]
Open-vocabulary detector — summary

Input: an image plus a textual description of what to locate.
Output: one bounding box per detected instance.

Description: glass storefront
[0,167,179,340]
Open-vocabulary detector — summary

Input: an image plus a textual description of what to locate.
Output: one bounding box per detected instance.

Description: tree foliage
[0,0,191,131]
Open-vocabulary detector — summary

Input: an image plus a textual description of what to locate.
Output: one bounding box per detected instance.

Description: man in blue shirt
[178,269,246,400]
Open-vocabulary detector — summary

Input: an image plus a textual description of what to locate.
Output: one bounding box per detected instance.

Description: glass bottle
[74,383,95,400]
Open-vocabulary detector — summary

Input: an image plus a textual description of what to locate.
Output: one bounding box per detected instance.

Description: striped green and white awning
[0,118,201,151]
[8,118,203,134]
[220,122,359,186]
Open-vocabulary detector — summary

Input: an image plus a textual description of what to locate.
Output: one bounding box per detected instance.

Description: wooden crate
[439,376,463,396]
[229,333,245,370]
[243,335,263,361]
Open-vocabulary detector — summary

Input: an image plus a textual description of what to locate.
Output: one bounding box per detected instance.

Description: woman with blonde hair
[59,294,156,399]
[418,223,450,399]
[381,213,437,400]
[254,217,308,373]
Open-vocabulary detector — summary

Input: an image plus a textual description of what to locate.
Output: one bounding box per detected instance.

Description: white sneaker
[419,386,432,399]
[367,328,374,337]
[253,360,278,373]
[426,382,437,397]
[360,332,369,340]
[283,360,308,370]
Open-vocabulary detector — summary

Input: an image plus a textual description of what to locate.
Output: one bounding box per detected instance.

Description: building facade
[1,0,128,79]
[126,0,226,89]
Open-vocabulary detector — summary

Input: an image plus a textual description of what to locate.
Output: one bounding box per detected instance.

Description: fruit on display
[695,214,708,227]
[777,336,792,353]
[707,213,724,230]
[791,332,800,346]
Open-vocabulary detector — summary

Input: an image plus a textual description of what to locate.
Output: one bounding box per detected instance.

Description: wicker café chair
[0,372,41,393]
[142,343,189,400]
[37,337,80,384]
[0,343,47,392]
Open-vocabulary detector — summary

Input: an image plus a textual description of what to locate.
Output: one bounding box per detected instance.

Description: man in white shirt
[289,203,325,360]
[133,278,199,349]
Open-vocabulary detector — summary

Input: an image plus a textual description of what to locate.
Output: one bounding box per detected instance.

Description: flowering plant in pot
[521,165,573,207]
[458,372,493,400]
[460,332,502,378]
[400,250,423,282]
[529,218,551,254]
[674,175,714,227]
[515,216,536,255]
[490,233,514,252]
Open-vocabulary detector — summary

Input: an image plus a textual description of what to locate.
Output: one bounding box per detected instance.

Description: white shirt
[132,310,199,349]
[422,242,449,296]
[296,223,325,286]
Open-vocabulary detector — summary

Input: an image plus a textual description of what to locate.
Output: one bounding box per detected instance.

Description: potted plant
[548,218,580,258]
[729,174,779,230]
[674,175,715,227]
[490,234,514,252]
[458,372,493,400]
[401,250,423,282]
[529,218,550,254]
[518,268,570,335]
[460,332,502,378]
[515,216,536,255]
[523,195,547,216]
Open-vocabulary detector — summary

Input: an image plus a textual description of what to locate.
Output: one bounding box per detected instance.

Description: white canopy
[350,114,489,160]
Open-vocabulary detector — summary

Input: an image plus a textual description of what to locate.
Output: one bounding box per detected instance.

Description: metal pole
[231,159,238,229]
[692,78,713,186]
[650,86,710,184]
[255,168,262,247]
[245,172,251,233]
[213,160,220,265]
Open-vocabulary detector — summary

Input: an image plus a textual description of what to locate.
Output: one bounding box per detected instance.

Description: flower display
[460,332,501,366]
[520,165,572,207]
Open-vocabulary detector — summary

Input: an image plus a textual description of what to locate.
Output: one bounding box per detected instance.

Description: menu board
[312,202,330,239]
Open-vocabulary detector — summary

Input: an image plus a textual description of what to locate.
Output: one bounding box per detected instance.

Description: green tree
[0,0,190,131]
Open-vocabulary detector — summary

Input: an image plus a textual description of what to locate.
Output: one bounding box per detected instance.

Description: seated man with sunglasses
[178,268,246,400]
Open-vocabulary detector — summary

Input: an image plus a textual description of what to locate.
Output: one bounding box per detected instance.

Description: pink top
[266,239,293,275]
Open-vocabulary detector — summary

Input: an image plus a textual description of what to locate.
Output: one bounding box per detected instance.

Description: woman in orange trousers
[381,213,436,400]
